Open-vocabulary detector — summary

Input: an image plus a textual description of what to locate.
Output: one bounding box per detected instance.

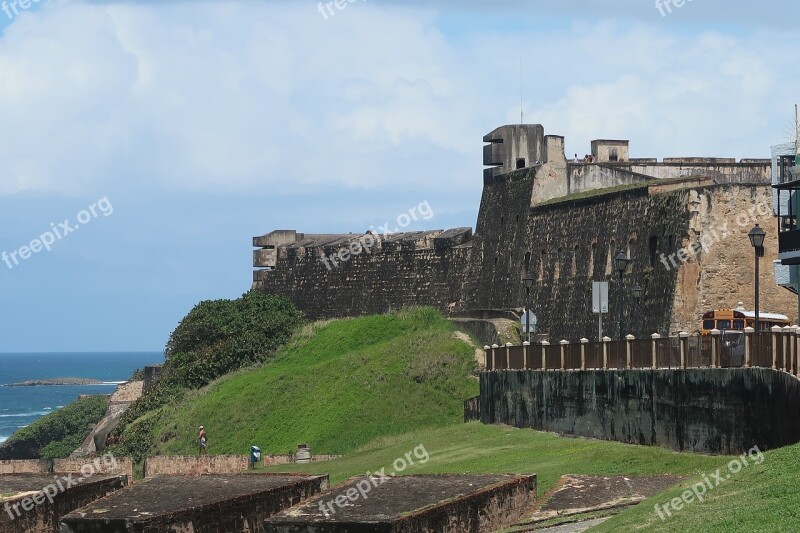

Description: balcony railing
[484,326,800,374]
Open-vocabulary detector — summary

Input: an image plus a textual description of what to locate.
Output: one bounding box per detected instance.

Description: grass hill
[0,395,107,460]
[130,308,479,457]
[260,422,729,496]
[592,440,800,532]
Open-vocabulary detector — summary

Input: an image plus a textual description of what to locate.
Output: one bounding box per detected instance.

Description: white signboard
[521,310,537,333]
[592,282,609,314]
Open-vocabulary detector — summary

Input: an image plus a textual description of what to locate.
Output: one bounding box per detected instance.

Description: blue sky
[0,0,798,352]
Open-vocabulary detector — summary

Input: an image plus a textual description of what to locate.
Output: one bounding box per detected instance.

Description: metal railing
[484,326,800,375]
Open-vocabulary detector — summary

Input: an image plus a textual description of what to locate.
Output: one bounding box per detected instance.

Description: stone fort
[253,124,796,342]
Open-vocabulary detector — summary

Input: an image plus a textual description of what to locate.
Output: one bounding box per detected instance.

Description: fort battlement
[254,124,793,342]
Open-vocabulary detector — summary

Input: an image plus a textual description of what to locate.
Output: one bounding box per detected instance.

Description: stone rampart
[480,368,800,454]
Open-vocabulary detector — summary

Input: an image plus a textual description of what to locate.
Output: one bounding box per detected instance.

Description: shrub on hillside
[110,292,303,459]
[0,395,108,460]
[166,291,304,388]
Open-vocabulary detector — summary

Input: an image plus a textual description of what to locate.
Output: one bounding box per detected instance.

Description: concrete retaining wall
[480,368,800,454]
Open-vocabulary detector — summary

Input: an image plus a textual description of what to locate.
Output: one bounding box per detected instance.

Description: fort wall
[254,230,472,320]
[480,368,800,454]
[253,124,794,343]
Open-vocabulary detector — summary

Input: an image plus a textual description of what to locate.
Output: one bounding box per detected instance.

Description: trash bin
[250,446,262,468]
[296,444,311,464]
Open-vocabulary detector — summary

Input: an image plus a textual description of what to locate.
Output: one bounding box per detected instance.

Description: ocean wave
[0,411,52,418]
[0,436,7,444]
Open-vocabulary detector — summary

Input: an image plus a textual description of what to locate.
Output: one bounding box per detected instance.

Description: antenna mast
[520,58,523,125]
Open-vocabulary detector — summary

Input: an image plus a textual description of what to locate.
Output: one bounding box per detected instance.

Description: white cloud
[0,1,798,197]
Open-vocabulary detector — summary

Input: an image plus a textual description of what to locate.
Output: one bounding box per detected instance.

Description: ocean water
[0,352,163,444]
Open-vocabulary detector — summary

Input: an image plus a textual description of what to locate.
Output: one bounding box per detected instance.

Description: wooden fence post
[651,333,660,369]
[560,340,568,370]
[602,336,611,370]
[710,328,720,369]
[794,326,800,377]
[522,341,530,370]
[484,346,491,370]
[580,338,588,370]
[744,327,754,368]
[771,325,782,369]
[679,332,689,369]
[783,326,793,373]
[541,341,549,371]
[625,335,634,369]
[505,343,513,371]
[491,344,498,371]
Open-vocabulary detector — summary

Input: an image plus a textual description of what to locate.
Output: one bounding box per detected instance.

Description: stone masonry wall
[0,475,127,533]
[480,368,800,454]
[254,244,471,320]
[254,166,791,340]
[144,455,249,477]
[0,459,48,474]
[53,457,134,484]
[670,184,797,331]
[466,172,689,341]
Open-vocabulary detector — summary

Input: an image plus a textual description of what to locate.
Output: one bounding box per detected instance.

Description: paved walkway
[536,517,610,532]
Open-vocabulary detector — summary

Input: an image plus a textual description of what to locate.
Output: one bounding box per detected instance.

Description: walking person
[198,425,207,455]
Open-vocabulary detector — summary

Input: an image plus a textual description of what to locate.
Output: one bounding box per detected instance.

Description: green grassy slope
[0,395,108,459]
[260,423,729,496]
[592,441,800,532]
[145,308,479,456]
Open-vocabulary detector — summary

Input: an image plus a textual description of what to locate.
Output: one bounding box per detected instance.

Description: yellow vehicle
[700,303,790,335]
[698,304,790,367]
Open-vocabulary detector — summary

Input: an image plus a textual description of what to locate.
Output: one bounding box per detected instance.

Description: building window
[649,236,658,267]
[516,158,526,169]
[538,249,547,281]
[609,148,618,162]
[572,245,579,276]
[554,248,562,280]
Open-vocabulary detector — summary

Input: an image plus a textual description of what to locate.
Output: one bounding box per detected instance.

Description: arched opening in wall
[501,216,504,225]
[524,251,531,276]
[554,248,562,280]
[589,242,596,278]
[606,241,615,276]
[649,236,658,267]
[538,249,547,281]
[609,148,618,162]
[494,256,498,267]
[571,245,579,276]
[627,239,635,268]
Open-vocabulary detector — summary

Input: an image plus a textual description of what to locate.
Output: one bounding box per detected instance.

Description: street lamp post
[748,224,766,332]
[614,252,631,339]
[522,272,536,343]
[631,285,643,339]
